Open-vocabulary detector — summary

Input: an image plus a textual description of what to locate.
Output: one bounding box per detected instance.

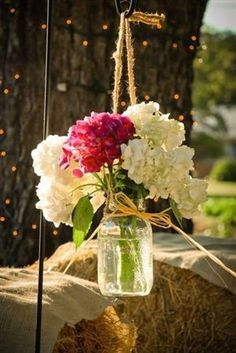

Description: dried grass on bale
[41,242,236,353]
[31,242,98,282]
[121,261,236,353]
[52,306,136,353]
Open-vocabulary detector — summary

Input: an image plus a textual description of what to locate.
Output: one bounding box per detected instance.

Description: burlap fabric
[0,269,111,353]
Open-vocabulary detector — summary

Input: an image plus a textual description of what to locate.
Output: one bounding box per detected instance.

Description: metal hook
[115,0,137,18]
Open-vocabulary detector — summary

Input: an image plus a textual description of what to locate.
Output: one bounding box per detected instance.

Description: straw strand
[129,11,165,26]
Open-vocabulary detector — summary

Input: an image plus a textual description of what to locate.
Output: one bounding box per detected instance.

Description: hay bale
[53,306,136,353]
[122,261,236,353]
[42,241,236,353]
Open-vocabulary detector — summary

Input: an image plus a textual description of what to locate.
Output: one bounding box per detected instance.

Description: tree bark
[0,0,208,266]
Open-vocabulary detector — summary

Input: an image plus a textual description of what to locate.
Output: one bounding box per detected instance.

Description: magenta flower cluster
[60,112,135,176]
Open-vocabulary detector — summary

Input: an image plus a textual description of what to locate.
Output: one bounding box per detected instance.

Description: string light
[193,121,198,127]
[121,101,126,107]
[32,224,38,230]
[144,95,150,101]
[1,151,7,157]
[5,198,11,205]
[0,129,5,135]
[3,88,10,95]
[198,58,203,64]
[102,24,109,30]
[174,93,180,100]
[34,15,203,57]
[14,73,20,80]
[191,35,197,41]
[52,229,58,236]
[202,44,207,50]
[0,216,5,222]
[11,165,17,172]
[178,114,185,121]
[10,8,16,14]
[12,230,18,237]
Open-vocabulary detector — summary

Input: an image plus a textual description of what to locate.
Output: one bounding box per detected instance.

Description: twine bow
[105,192,172,229]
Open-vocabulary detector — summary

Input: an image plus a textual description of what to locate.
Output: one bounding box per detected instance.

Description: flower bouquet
[32,101,207,296]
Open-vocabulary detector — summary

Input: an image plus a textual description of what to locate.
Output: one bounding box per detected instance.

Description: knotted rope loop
[115,0,137,18]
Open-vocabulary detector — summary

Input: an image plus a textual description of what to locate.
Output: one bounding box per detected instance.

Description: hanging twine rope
[112,11,165,112]
[112,13,126,113]
[125,18,137,106]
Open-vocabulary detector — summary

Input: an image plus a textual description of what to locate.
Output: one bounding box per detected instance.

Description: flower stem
[118,216,145,293]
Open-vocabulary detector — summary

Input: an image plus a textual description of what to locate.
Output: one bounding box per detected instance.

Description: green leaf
[72,195,94,249]
[169,198,183,228]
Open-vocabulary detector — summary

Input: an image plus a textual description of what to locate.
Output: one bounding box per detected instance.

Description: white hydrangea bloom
[36,175,105,227]
[163,119,185,151]
[121,140,172,199]
[171,177,208,219]
[121,137,207,216]
[31,135,74,184]
[167,145,194,181]
[36,178,84,227]
[123,101,185,150]
[121,139,149,184]
[32,134,105,226]
[124,101,162,129]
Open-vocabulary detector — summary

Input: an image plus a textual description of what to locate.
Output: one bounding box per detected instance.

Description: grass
[193,180,236,238]
[207,180,236,197]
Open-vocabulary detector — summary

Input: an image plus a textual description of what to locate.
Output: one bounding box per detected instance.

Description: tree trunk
[0,0,208,266]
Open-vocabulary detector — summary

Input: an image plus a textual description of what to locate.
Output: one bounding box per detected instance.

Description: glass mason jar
[98,213,153,297]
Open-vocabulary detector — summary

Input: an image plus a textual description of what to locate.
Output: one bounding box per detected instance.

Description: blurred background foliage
[192,29,236,238]
[193,30,236,109]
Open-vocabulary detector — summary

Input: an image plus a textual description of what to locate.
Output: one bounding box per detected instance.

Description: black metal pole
[35,0,53,352]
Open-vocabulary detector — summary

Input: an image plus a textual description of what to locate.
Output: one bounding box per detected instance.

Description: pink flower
[60,112,135,175]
